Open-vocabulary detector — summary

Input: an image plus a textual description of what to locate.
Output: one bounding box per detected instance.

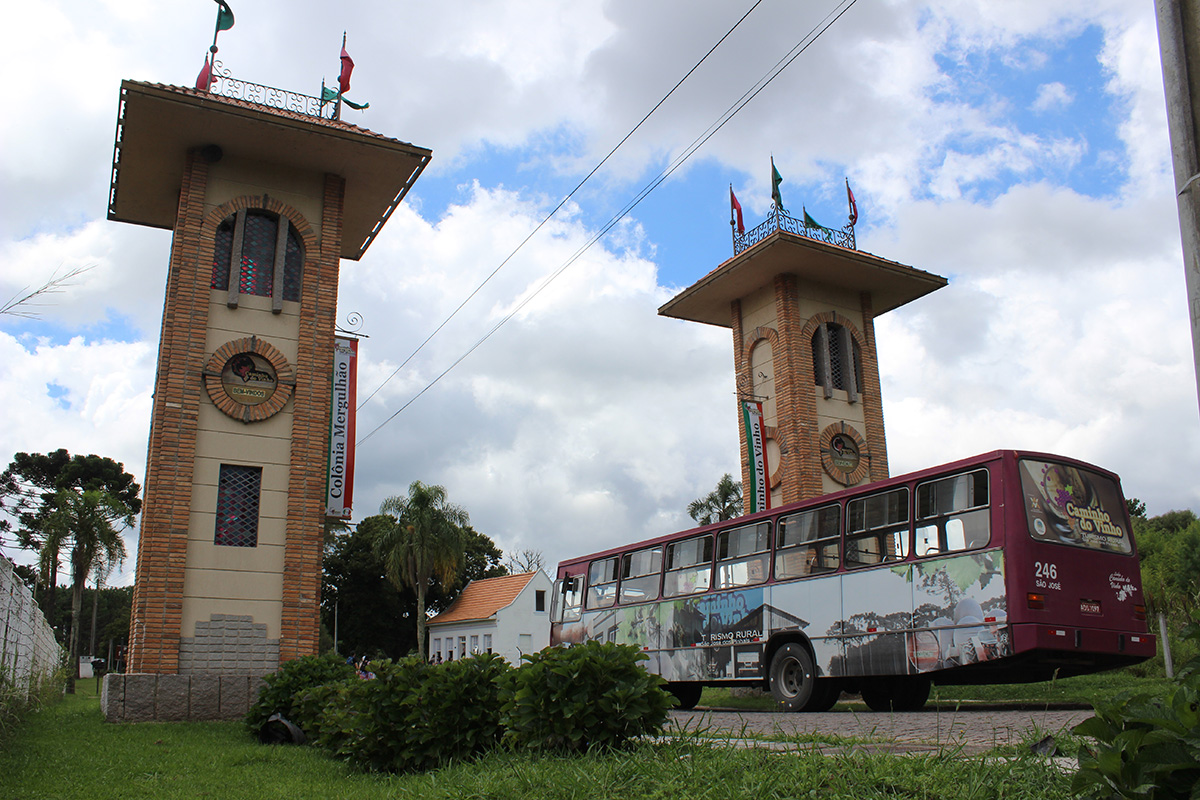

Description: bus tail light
[1027,592,1045,610]
[1133,604,1146,621]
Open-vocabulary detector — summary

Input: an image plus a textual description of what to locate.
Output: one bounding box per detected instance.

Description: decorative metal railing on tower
[208,61,339,121]
[734,206,855,256]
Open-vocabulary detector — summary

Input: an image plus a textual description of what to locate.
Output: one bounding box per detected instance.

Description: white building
[428,571,554,664]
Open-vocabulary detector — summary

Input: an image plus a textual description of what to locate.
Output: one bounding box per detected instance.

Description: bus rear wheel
[768,643,815,712]
[861,677,931,712]
[667,682,703,710]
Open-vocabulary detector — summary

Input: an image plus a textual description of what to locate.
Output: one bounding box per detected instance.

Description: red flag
[338,43,354,94]
[730,187,745,235]
[195,55,214,92]
[846,180,858,227]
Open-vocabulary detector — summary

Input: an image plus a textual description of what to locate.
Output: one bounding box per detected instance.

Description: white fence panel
[1,557,62,696]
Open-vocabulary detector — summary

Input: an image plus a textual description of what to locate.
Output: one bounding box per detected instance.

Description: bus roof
[555,449,1122,570]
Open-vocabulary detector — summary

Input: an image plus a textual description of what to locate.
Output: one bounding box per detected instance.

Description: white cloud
[1032,82,1074,112]
[1,0,1197,592]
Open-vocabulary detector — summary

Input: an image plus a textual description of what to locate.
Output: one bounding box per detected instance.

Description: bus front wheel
[667,682,703,710]
[768,643,815,712]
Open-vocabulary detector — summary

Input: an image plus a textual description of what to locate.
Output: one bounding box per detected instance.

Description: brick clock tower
[659,218,946,508]
[104,80,429,719]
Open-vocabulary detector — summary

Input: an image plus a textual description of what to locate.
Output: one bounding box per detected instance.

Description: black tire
[667,682,703,711]
[861,677,930,712]
[769,643,815,712]
[802,678,841,712]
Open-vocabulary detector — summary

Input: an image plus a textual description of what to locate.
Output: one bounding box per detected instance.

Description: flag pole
[335,32,346,121]
[730,183,736,250]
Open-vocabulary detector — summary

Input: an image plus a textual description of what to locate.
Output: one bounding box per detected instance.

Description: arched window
[211,210,304,312]
[811,321,862,402]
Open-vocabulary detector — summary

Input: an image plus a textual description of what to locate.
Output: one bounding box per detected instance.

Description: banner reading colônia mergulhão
[326,337,357,518]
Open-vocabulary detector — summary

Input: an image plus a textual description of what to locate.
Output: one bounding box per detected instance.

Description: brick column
[278,173,345,662]
[858,291,890,481]
[128,151,212,674]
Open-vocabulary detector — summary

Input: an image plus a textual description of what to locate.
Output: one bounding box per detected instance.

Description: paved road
[669,706,1092,754]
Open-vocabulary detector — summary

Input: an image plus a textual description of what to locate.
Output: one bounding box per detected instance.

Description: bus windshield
[1018,459,1132,554]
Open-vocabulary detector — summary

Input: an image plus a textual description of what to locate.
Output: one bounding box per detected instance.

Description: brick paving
[669,705,1092,755]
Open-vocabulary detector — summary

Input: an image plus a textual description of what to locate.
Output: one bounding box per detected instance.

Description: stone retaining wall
[101,672,267,722]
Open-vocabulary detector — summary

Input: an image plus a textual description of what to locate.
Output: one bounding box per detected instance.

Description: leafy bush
[315,653,511,773]
[501,641,674,752]
[1073,614,1200,799]
[244,653,356,734]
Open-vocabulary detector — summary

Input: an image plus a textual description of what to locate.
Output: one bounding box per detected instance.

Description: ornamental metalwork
[734,206,856,256]
[208,61,338,120]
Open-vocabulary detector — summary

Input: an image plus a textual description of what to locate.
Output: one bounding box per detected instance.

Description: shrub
[244,653,356,734]
[501,641,674,752]
[1073,614,1200,799]
[315,653,511,773]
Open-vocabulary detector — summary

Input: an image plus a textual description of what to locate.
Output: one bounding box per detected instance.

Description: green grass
[1,683,1075,800]
[699,665,1171,711]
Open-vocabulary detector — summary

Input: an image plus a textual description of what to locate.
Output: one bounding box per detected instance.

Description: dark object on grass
[1029,734,1057,756]
[258,713,307,745]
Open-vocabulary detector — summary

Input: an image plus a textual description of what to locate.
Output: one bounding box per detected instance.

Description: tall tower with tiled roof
[108,78,429,697]
[659,210,945,507]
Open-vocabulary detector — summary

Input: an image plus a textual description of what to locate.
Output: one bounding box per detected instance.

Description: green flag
[322,86,369,111]
[215,0,235,32]
[803,209,830,231]
[771,158,785,211]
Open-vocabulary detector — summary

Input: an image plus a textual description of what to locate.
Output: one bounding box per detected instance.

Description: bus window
[587,558,618,609]
[776,504,840,578]
[846,487,909,568]
[1019,459,1132,553]
[915,469,989,556]
[715,522,770,589]
[620,546,662,604]
[555,574,582,622]
[663,534,713,597]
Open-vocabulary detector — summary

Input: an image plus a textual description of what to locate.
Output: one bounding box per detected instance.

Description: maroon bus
[549,450,1155,712]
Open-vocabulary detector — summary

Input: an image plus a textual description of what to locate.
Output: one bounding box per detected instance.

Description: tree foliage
[41,488,131,690]
[1132,503,1200,617]
[374,482,469,661]
[321,511,507,660]
[687,473,743,526]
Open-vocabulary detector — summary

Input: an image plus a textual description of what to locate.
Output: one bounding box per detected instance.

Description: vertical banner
[326,337,358,518]
[742,400,771,513]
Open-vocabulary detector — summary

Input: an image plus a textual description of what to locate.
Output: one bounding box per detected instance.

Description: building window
[483,634,492,654]
[211,209,304,312]
[535,590,546,612]
[214,464,261,547]
[812,321,863,402]
[458,636,467,657]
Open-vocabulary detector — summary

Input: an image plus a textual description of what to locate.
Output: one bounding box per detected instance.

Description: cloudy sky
[2,0,1198,585]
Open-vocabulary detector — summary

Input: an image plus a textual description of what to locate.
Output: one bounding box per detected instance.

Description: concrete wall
[101,672,267,722]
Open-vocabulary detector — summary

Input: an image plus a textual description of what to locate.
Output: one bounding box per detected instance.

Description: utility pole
[1155,0,1200,417]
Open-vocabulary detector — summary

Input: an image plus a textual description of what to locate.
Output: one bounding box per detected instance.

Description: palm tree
[373,481,468,661]
[41,488,131,691]
[687,473,743,526]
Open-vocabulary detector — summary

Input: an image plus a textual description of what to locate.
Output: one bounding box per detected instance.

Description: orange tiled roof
[428,572,538,625]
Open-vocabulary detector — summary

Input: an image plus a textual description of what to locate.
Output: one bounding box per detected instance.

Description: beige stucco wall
[179,288,302,640]
[206,156,325,227]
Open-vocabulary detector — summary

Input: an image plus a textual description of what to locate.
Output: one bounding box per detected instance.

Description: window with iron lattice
[211,210,303,307]
[811,321,864,401]
[214,464,262,547]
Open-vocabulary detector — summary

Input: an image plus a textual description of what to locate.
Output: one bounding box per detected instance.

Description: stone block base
[101,673,268,722]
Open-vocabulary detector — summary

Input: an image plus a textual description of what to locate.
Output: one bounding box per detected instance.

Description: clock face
[220,352,278,406]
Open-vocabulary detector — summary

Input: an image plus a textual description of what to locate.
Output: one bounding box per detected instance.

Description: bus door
[551,569,586,645]
[839,486,912,676]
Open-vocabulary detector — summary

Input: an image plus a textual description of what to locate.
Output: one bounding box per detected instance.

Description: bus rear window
[1019,459,1131,554]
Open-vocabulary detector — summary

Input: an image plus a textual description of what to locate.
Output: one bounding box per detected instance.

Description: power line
[358,0,859,445]
[357,0,767,410]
